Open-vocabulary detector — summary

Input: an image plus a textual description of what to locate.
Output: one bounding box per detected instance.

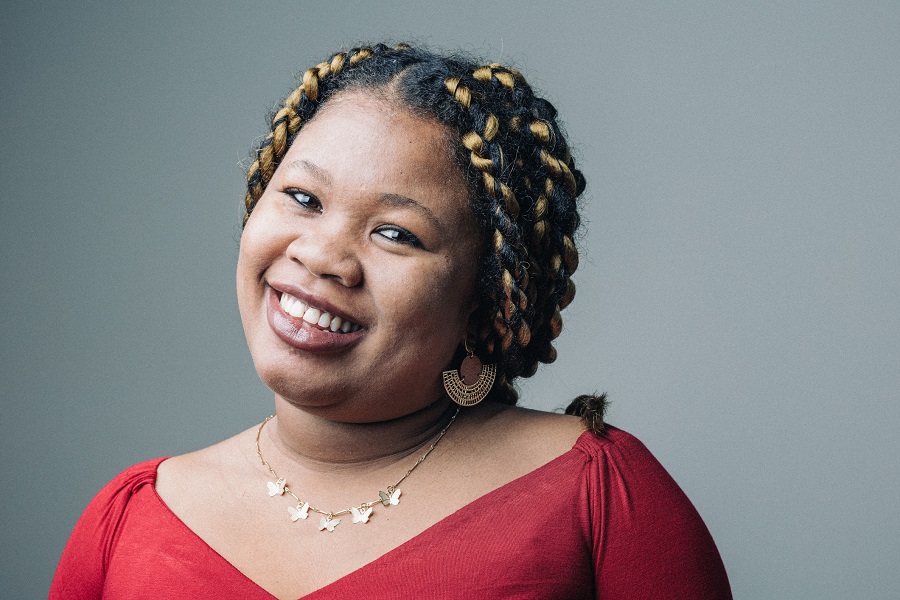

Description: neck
[263,396,458,471]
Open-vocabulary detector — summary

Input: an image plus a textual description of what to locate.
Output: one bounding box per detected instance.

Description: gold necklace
[255,407,460,532]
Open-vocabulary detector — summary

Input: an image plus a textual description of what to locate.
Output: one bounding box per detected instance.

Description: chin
[259,363,445,423]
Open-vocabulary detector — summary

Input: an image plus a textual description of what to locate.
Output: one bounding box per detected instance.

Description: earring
[442,340,496,406]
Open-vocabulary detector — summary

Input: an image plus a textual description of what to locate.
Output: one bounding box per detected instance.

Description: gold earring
[442,340,496,406]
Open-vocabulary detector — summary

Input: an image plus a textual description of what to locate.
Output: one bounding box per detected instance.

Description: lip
[265,286,366,352]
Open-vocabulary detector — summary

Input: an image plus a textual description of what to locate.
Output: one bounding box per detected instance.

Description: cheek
[235,217,279,313]
[235,243,261,335]
[376,256,477,336]
[235,232,261,299]
[237,208,284,278]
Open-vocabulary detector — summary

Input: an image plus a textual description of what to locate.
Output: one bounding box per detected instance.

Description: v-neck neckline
[147,429,594,599]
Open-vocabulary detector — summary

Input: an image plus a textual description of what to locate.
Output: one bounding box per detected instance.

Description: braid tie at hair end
[564,393,608,434]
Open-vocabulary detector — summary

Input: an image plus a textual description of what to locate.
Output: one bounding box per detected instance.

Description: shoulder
[572,427,734,598]
[50,457,169,598]
[471,404,663,461]
[74,457,168,541]
[573,424,660,464]
[571,425,695,510]
[469,404,586,468]
[154,427,258,519]
[478,406,685,499]
[436,404,586,500]
[88,457,168,513]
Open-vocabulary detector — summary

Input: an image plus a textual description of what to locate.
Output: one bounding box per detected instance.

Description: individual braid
[242,45,599,423]
[243,45,385,224]
[521,102,584,366]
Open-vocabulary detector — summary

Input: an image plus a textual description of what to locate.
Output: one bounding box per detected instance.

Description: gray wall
[2,1,898,598]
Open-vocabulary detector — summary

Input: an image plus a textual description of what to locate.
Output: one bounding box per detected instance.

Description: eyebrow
[379,193,445,233]
[282,159,446,233]
[282,159,331,185]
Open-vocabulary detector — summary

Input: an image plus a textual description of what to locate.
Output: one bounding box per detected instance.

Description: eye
[286,189,322,212]
[373,225,424,248]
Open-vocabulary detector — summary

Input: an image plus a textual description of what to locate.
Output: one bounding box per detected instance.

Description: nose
[285,220,363,288]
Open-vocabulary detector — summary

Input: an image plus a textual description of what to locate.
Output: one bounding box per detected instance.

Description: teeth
[279,292,360,333]
[302,307,321,324]
[278,292,308,318]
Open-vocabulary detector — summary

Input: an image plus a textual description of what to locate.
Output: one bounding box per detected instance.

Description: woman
[50,44,731,599]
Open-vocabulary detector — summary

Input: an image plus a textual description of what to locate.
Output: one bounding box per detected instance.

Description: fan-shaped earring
[442,341,496,406]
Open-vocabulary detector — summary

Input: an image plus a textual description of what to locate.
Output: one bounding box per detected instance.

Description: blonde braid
[243,47,381,223]
[526,117,582,345]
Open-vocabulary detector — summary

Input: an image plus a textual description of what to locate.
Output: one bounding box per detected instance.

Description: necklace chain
[255,407,460,532]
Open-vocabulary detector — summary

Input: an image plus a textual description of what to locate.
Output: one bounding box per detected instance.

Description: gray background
[2,1,898,598]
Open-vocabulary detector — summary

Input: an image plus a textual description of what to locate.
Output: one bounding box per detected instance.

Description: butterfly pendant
[350,506,373,524]
[267,478,286,497]
[318,516,340,532]
[379,488,401,506]
[288,502,310,521]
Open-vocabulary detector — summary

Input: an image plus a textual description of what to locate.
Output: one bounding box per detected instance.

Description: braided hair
[244,44,606,431]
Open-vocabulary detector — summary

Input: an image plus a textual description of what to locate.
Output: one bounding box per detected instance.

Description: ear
[465,304,486,350]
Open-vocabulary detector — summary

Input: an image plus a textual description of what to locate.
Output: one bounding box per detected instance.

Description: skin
[156,91,584,599]
[237,90,480,427]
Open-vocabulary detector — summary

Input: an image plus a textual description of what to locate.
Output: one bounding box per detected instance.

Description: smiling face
[237,91,481,422]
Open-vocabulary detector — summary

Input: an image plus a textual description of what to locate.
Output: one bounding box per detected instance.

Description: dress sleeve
[581,429,732,599]
[49,458,167,600]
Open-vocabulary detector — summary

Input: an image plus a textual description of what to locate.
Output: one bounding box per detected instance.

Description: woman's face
[237,91,481,422]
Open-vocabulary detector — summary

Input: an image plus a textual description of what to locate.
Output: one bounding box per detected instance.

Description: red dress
[50,427,732,599]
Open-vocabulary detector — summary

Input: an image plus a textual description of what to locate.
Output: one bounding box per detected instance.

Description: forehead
[275,91,473,227]
[289,91,460,179]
